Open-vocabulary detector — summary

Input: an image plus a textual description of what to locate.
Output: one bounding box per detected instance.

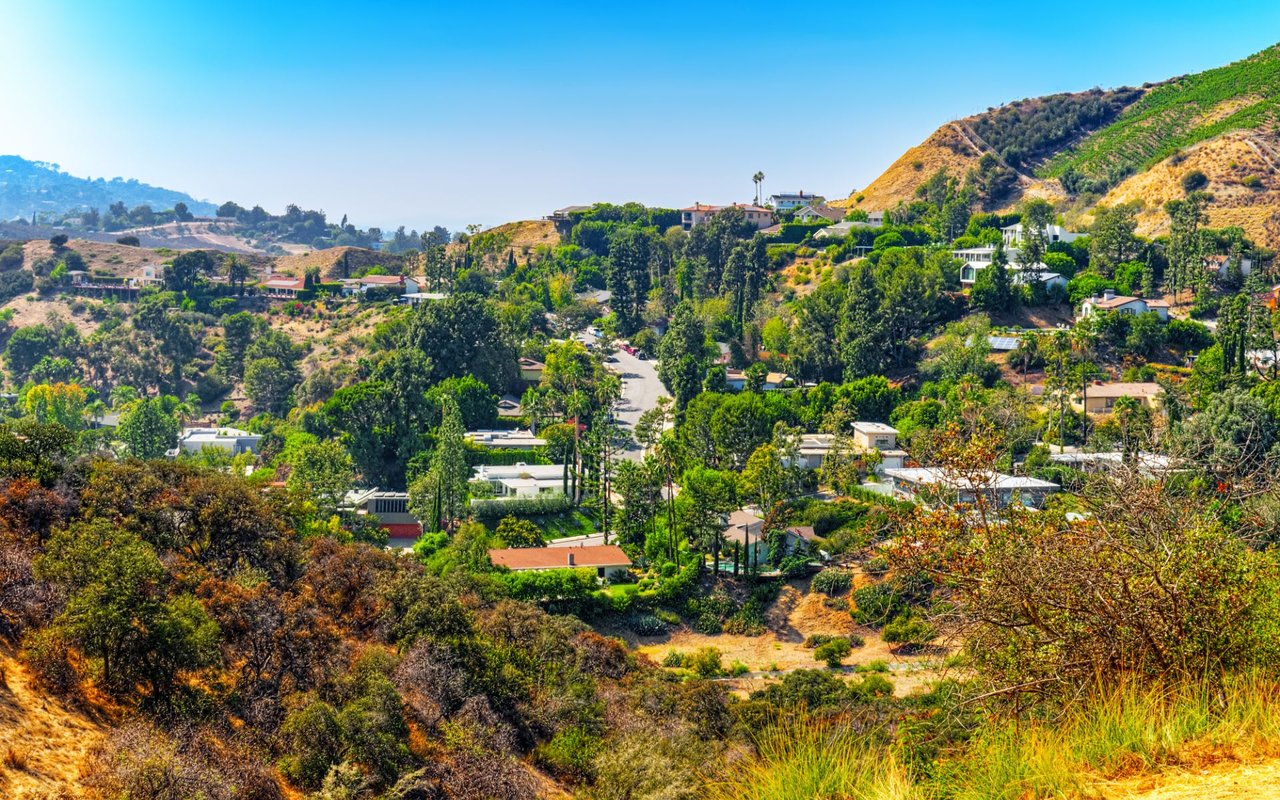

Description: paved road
[578,331,670,461]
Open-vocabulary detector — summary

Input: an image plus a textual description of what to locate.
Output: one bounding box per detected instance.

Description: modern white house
[128,264,165,288]
[340,275,421,296]
[473,463,566,497]
[465,429,547,449]
[953,245,1066,290]
[170,427,262,457]
[769,192,826,212]
[883,467,1059,509]
[1001,223,1084,247]
[681,203,776,231]
[1079,290,1170,322]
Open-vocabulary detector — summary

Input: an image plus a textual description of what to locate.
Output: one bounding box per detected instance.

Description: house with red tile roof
[488,545,632,580]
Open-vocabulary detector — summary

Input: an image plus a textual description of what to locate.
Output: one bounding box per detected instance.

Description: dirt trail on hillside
[0,643,111,798]
[1104,758,1280,799]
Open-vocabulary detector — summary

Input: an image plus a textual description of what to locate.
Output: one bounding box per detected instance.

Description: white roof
[852,421,898,435]
[179,426,259,442]
[465,429,547,448]
[474,463,565,480]
[884,467,1058,492]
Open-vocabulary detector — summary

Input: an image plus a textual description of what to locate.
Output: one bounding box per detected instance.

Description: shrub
[662,650,686,668]
[535,726,600,783]
[728,661,750,677]
[882,613,939,650]
[694,612,722,635]
[469,493,572,519]
[811,569,853,596]
[1181,169,1208,193]
[1243,174,1263,189]
[814,638,852,668]
[628,613,667,636]
[1166,318,1214,351]
[687,647,723,678]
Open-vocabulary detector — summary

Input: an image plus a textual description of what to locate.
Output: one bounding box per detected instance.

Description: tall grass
[702,718,921,800]
[944,673,1280,799]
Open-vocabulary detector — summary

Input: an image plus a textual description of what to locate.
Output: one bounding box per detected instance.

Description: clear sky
[2,1,1278,233]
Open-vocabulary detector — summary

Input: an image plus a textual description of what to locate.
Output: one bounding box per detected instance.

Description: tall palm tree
[752,171,765,205]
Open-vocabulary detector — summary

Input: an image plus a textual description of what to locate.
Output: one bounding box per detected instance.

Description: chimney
[1103,288,1116,301]
[567,552,575,566]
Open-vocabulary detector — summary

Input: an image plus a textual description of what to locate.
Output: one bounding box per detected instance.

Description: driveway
[578,331,670,461]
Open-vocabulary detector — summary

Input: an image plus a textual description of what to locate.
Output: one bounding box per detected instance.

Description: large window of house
[375,498,407,514]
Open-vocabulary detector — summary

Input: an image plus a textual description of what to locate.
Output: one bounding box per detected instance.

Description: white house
[883,467,1059,509]
[1001,223,1083,247]
[465,429,547,449]
[1079,290,1170,322]
[473,463,566,497]
[1204,254,1254,279]
[794,424,907,474]
[171,427,262,457]
[341,275,421,296]
[953,245,1066,290]
[721,509,819,564]
[681,203,776,231]
[128,264,165,288]
[769,192,826,212]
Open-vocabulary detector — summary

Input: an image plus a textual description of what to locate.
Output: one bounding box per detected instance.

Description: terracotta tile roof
[488,545,631,571]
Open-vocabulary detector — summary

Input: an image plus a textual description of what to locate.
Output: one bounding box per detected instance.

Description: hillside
[0,642,109,798]
[0,155,216,221]
[273,245,410,280]
[846,43,1280,247]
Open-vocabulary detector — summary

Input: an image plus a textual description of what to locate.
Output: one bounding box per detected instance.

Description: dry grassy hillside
[272,245,409,280]
[459,220,560,268]
[837,125,987,211]
[0,643,110,799]
[1098,130,1280,244]
[101,221,263,254]
[22,239,172,279]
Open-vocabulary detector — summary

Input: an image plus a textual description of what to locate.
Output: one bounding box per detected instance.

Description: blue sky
[2,1,1278,232]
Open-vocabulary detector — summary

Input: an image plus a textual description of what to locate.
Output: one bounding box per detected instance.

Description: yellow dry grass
[1104,757,1280,800]
[0,643,110,799]
[1098,129,1280,247]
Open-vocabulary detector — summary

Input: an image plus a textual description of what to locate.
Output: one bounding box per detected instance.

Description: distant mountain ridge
[845,44,1280,247]
[0,155,216,221]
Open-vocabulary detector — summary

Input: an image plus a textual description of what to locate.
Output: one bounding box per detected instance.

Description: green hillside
[1042,44,1280,186]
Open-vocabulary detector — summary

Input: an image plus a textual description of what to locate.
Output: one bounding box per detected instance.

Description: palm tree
[752,171,765,205]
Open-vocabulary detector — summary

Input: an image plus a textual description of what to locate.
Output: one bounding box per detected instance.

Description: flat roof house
[488,545,631,581]
[1001,223,1083,247]
[341,275,421,296]
[1079,382,1163,415]
[474,463,566,497]
[681,203,776,232]
[769,192,826,212]
[170,427,262,457]
[1080,290,1170,322]
[883,467,1059,509]
[465,429,547,449]
[794,425,907,474]
[343,488,421,541]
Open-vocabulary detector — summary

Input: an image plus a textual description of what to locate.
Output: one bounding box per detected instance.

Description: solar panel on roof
[988,336,1020,351]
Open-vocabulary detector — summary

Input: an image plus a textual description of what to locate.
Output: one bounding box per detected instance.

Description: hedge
[470,492,573,519]
[463,444,552,467]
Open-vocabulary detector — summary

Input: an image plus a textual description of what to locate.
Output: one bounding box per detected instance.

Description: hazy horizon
[3,1,1279,233]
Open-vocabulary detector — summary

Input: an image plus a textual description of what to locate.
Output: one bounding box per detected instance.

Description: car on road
[636,351,647,360]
